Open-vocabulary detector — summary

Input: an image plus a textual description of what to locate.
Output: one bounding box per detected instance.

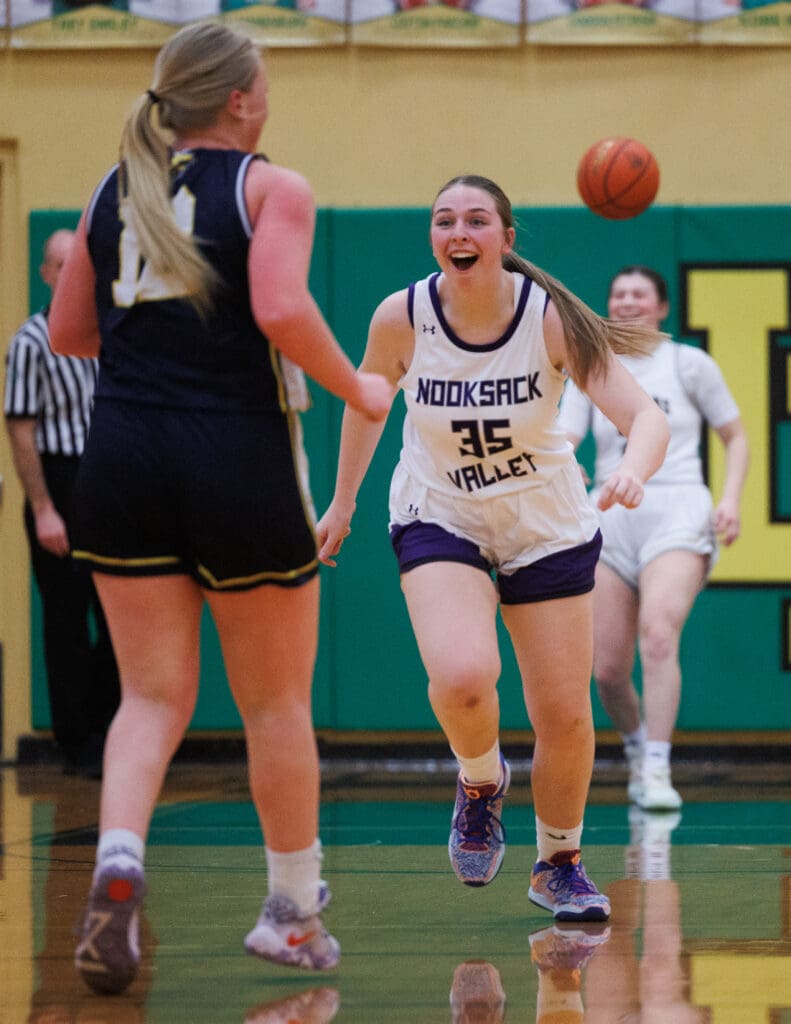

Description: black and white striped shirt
[4,310,98,457]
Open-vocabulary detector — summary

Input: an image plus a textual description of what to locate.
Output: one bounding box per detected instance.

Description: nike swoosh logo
[547,832,569,840]
[287,930,317,947]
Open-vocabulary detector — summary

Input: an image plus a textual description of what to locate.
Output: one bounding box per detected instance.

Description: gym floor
[2,749,790,1023]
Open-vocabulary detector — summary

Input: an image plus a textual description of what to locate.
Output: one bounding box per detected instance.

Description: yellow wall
[0,40,787,756]
[1,45,788,210]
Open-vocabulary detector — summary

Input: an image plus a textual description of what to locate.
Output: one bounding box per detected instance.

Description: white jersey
[557,339,740,487]
[397,271,577,501]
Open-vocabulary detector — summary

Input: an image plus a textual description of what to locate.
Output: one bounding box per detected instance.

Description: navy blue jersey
[86,149,294,413]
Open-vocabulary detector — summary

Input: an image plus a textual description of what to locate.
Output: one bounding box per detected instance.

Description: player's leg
[636,549,706,810]
[591,562,643,799]
[592,562,640,732]
[96,573,205,832]
[76,572,205,994]
[206,578,339,970]
[638,550,706,740]
[503,592,594,829]
[401,561,509,886]
[502,592,609,921]
[206,580,321,855]
[401,561,501,757]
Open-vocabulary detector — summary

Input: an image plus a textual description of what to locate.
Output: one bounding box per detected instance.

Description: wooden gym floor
[1,750,790,1023]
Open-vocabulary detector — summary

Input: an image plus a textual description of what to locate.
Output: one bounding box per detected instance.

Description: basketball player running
[49,21,392,994]
[559,266,748,811]
[317,176,669,921]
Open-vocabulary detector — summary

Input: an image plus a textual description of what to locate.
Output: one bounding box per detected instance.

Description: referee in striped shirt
[4,229,119,777]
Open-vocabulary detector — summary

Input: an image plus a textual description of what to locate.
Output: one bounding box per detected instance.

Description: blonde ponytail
[120,94,215,310]
[118,22,262,312]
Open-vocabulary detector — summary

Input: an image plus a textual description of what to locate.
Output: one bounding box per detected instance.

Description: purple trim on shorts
[390,521,491,575]
[390,521,602,605]
[497,530,603,605]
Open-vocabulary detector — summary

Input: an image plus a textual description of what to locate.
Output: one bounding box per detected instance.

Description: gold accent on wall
[0,140,31,763]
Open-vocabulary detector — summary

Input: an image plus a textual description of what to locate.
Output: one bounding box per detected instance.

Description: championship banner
[526,0,696,43]
[350,0,523,47]
[9,1,190,46]
[697,0,791,43]
[221,0,347,46]
[8,0,346,46]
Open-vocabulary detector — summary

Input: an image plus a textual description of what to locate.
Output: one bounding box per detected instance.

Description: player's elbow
[252,289,312,345]
[49,322,77,356]
[254,304,299,342]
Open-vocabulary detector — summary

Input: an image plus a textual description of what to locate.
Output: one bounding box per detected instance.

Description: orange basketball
[577,137,659,220]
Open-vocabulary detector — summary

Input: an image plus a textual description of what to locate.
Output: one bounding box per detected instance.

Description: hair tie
[147,89,160,104]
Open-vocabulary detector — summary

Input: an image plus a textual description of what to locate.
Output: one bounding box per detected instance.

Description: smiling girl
[318,176,670,921]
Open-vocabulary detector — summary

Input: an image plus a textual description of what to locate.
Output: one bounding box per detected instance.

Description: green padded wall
[26,206,791,732]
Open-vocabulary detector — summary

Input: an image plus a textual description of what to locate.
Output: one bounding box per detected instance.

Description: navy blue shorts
[390,521,602,604]
[71,400,318,591]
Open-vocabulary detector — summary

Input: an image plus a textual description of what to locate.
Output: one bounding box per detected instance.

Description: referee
[4,229,119,777]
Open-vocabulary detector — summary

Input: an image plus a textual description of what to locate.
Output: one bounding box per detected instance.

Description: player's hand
[713,499,741,546]
[35,507,70,557]
[316,501,355,567]
[597,470,644,511]
[348,371,395,423]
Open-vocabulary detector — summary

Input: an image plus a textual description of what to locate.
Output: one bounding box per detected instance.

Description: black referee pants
[23,454,120,770]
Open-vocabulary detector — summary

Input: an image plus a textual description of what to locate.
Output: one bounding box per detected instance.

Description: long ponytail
[118,22,261,312]
[435,175,664,388]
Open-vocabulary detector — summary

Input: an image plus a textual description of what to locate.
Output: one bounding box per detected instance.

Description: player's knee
[536,707,593,745]
[428,660,499,711]
[593,663,630,700]
[639,620,679,667]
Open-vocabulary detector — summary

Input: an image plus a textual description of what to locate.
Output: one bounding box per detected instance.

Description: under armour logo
[407,504,420,515]
[422,323,436,334]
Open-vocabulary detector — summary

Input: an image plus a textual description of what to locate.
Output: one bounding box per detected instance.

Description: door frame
[0,139,33,763]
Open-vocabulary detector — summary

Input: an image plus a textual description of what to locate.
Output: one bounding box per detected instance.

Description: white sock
[535,817,583,862]
[641,843,671,880]
[266,839,323,916]
[96,828,145,879]
[451,741,501,786]
[644,740,671,768]
[622,723,646,754]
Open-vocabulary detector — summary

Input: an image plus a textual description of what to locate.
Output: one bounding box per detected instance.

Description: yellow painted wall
[1,45,789,210]
[0,40,787,756]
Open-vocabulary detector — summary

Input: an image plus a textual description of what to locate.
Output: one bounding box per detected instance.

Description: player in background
[558,266,748,810]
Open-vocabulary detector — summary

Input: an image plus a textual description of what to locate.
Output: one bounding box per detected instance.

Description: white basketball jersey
[558,339,740,486]
[397,272,576,500]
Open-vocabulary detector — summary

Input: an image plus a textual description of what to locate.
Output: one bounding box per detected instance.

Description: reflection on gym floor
[1,756,790,1022]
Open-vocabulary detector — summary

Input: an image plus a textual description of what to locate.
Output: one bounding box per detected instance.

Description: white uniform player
[558,338,740,586]
[317,178,670,922]
[557,264,748,818]
[390,271,600,577]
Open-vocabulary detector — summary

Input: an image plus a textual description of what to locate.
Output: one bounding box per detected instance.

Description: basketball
[576,137,659,220]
